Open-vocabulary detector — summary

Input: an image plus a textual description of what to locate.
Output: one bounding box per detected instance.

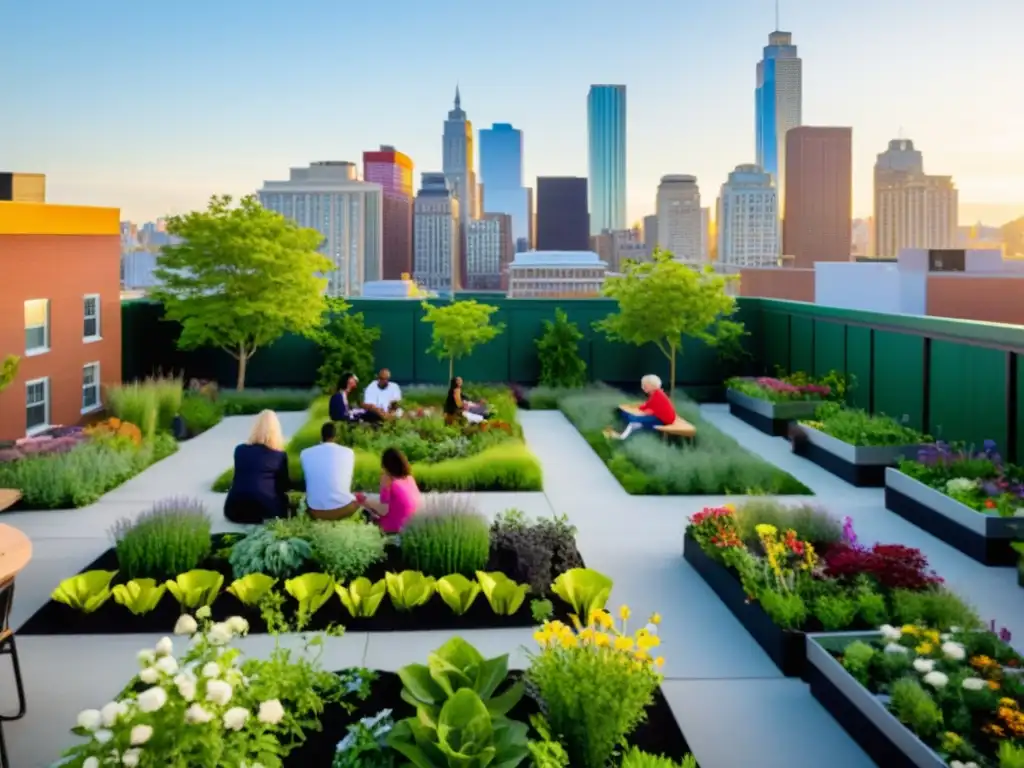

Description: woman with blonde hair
[224,410,290,523]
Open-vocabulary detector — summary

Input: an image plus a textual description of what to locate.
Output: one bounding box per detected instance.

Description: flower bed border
[682,532,806,677]
[884,468,1023,566]
[725,387,821,437]
[806,632,947,768]
[793,424,920,487]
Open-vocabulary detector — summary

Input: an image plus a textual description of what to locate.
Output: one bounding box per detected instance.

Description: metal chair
[0,577,26,768]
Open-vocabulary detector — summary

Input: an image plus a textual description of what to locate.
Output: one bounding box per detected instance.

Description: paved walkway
[1,406,1020,766]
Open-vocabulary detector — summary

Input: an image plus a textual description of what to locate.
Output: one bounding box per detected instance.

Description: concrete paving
[1,405,1020,766]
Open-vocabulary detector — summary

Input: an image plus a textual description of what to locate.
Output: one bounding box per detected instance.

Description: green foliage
[806,402,927,447]
[385,571,436,611]
[111,497,212,580]
[595,250,743,394]
[179,393,225,435]
[476,571,529,615]
[536,309,587,388]
[421,300,505,379]
[531,598,554,623]
[227,573,278,606]
[333,709,398,768]
[400,498,492,576]
[51,570,118,613]
[731,499,843,545]
[152,194,333,389]
[111,579,167,615]
[889,678,943,737]
[758,589,808,629]
[889,588,981,630]
[550,568,613,621]
[621,748,698,768]
[839,640,876,687]
[307,519,387,581]
[219,388,318,415]
[0,354,18,393]
[229,526,314,579]
[105,375,183,439]
[527,714,570,768]
[284,572,336,618]
[436,574,482,615]
[165,569,224,609]
[1000,742,1024,768]
[336,577,388,618]
[812,593,858,631]
[312,296,381,395]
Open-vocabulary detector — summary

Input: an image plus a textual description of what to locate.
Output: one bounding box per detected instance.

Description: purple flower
[841,516,858,548]
[1000,627,1013,643]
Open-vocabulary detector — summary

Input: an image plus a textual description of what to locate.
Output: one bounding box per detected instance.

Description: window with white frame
[24,299,50,354]
[26,377,49,433]
[82,362,100,412]
[84,294,101,340]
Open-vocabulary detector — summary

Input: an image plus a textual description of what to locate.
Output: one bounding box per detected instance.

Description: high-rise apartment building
[363,145,414,279]
[643,214,658,255]
[442,87,477,283]
[0,172,45,202]
[783,127,853,268]
[587,85,627,234]
[466,213,513,290]
[755,31,802,202]
[259,161,383,297]
[716,164,779,268]
[413,173,460,292]
[656,175,703,264]
[536,177,589,251]
[874,139,958,258]
[479,123,532,252]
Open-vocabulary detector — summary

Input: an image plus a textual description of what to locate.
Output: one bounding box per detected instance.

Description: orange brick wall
[926,274,1024,326]
[0,234,122,440]
[738,267,817,302]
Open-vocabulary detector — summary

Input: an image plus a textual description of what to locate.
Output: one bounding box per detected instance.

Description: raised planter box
[884,468,1024,566]
[725,388,821,437]
[806,633,946,768]
[683,532,806,676]
[793,424,919,487]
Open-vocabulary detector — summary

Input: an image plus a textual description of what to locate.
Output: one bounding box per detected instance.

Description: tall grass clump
[106,374,183,438]
[400,495,491,576]
[731,499,843,545]
[111,496,212,580]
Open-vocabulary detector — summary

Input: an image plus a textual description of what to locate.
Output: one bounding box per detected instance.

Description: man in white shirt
[300,422,360,520]
[362,368,403,418]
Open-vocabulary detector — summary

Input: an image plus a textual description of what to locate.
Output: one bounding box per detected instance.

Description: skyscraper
[479,123,531,251]
[442,86,477,283]
[413,173,460,292]
[536,177,589,251]
[466,213,512,290]
[874,139,958,258]
[643,214,658,255]
[755,31,802,201]
[783,127,853,268]
[656,175,703,264]
[363,145,414,279]
[588,85,627,234]
[259,162,383,297]
[717,164,779,268]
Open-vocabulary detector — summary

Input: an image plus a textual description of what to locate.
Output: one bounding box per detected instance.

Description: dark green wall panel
[764,312,790,374]
[813,321,845,379]
[873,332,925,429]
[1017,354,1024,464]
[845,326,872,410]
[790,316,815,374]
[929,342,1007,448]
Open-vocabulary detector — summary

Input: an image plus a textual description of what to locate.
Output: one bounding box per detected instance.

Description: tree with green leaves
[312,297,381,394]
[595,249,744,395]
[536,309,587,388]
[153,195,333,390]
[421,300,504,379]
[0,355,19,393]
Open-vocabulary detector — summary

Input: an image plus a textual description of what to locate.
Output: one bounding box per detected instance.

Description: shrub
[106,374,183,437]
[229,526,314,579]
[311,297,379,395]
[822,543,943,591]
[490,510,583,594]
[178,394,224,436]
[732,500,843,545]
[110,497,212,580]
[524,386,572,410]
[805,401,927,447]
[219,388,317,415]
[536,309,587,388]
[307,519,387,581]
[400,496,491,577]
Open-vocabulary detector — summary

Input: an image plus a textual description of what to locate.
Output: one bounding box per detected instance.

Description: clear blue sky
[2,0,1021,224]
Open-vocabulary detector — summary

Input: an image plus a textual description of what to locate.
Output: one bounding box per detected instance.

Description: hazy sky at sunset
[3,0,1022,224]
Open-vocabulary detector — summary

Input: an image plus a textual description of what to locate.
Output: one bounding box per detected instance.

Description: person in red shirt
[604,374,677,440]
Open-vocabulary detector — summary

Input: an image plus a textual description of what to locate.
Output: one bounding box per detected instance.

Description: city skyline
[3,0,1023,225]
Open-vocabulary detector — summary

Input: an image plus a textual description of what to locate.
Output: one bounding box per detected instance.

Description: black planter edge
[792,439,887,487]
[727,401,792,437]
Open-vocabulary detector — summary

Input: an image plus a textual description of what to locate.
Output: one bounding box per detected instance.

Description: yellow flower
[619,605,631,621]
[650,613,662,625]
[900,625,918,636]
[614,636,634,652]
[925,630,941,645]
[634,649,650,662]
[593,632,611,648]
[755,523,778,537]
[915,642,934,655]
[722,503,735,511]
[637,633,661,650]
[559,633,578,649]
[654,656,665,668]
[592,610,614,630]
[999,698,1018,709]
[533,630,550,646]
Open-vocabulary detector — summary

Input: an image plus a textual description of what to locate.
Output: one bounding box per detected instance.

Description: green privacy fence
[745,298,1024,463]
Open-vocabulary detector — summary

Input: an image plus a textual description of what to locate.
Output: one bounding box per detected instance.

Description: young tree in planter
[312,297,381,394]
[153,195,333,390]
[536,308,587,388]
[0,355,18,393]
[595,249,744,396]
[421,300,504,379]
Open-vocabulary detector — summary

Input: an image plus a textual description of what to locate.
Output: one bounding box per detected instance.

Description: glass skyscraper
[587,85,626,235]
[755,31,802,198]
[479,123,531,250]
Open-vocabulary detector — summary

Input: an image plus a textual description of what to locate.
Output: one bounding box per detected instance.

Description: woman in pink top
[364,447,421,533]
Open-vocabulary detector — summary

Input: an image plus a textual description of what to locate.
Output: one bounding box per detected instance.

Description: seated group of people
[328,369,488,425]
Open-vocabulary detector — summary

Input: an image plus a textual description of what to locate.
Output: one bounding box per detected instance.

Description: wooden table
[0,489,19,514]
[0,523,32,583]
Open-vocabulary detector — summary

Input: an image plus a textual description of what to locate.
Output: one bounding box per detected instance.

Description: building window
[26,377,50,435]
[84,294,101,341]
[25,299,50,355]
[82,362,101,413]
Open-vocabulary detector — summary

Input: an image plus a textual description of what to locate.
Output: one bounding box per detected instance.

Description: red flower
[985,499,996,509]
[822,543,942,590]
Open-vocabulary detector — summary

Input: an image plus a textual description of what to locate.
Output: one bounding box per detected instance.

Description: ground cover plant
[897,440,1024,517]
[829,623,1024,767]
[212,385,542,493]
[218,387,318,415]
[800,401,929,447]
[688,501,982,632]
[558,385,809,495]
[726,368,848,404]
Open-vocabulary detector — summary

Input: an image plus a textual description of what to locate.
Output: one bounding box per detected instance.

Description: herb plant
[229,526,314,579]
[111,497,212,580]
[307,519,387,581]
[803,401,927,447]
[490,510,584,595]
[400,497,491,577]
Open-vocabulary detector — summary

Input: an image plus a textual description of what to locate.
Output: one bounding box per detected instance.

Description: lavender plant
[111,498,213,580]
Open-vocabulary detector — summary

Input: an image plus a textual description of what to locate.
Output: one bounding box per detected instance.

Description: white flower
[879,624,902,641]
[129,724,153,745]
[137,686,168,713]
[155,656,178,675]
[884,643,909,654]
[154,637,173,657]
[949,626,961,633]
[137,649,156,665]
[100,702,121,727]
[941,641,966,661]
[951,762,980,768]
[83,759,100,768]
[174,614,198,636]
[207,623,233,646]
[940,633,952,641]
[185,703,214,724]
[258,699,285,725]
[77,709,102,731]
[201,661,221,678]
[196,605,212,619]
[962,677,986,690]
[912,658,936,673]
[206,679,233,706]
[923,671,949,688]
[223,706,249,731]
[174,673,197,701]
[122,749,142,767]
[227,616,249,636]
[94,728,113,744]
[643,622,658,636]
[139,667,159,684]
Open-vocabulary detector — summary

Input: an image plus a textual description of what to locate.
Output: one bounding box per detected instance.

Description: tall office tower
[413,172,461,292]
[717,164,779,268]
[783,127,853,268]
[755,31,802,203]
[466,213,513,290]
[0,172,45,202]
[643,214,658,255]
[363,145,414,279]
[442,86,478,283]
[259,161,383,297]
[535,177,589,251]
[479,123,532,251]
[874,139,958,258]
[656,175,703,264]
[587,85,627,234]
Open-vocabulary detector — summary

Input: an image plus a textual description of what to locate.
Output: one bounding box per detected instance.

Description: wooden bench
[655,418,697,439]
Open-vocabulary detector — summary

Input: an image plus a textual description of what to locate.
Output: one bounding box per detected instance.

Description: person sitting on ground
[604,374,677,440]
[361,368,403,419]
[360,447,422,533]
[329,372,381,424]
[443,376,488,424]
[224,410,290,524]
[300,421,361,520]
